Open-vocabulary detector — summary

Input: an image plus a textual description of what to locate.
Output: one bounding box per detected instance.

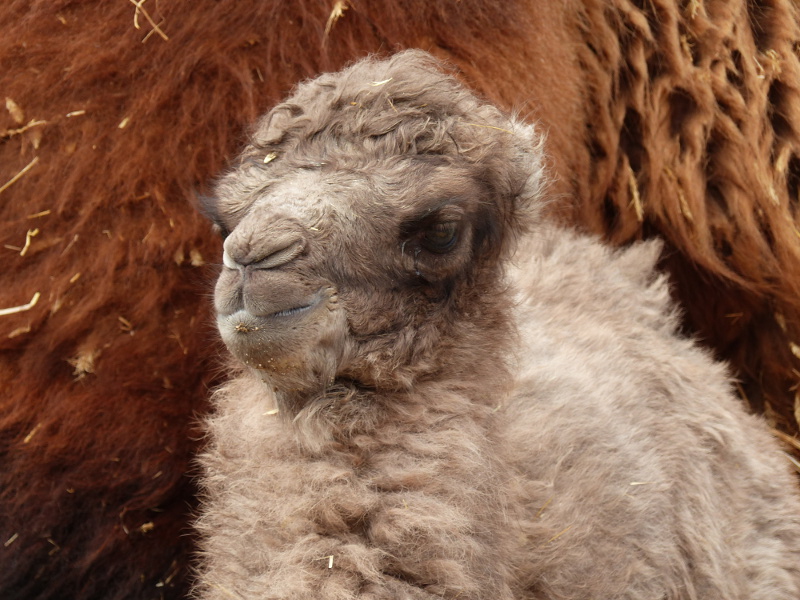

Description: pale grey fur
[197,227,800,599]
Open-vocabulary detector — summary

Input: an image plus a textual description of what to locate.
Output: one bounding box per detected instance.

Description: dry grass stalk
[67,347,101,379]
[169,329,188,354]
[1,119,46,140]
[29,128,42,150]
[27,209,51,219]
[139,522,155,533]
[61,233,79,255]
[23,423,42,444]
[189,248,205,266]
[773,428,800,452]
[157,560,180,588]
[768,183,780,206]
[754,54,767,80]
[547,525,573,544]
[19,228,39,256]
[141,223,155,244]
[4,533,18,548]
[765,49,783,76]
[0,292,41,317]
[5,97,24,124]
[129,0,169,41]
[795,391,800,429]
[686,0,701,19]
[0,156,39,196]
[627,161,644,222]
[324,1,348,40]
[679,34,694,61]
[775,144,792,175]
[536,497,554,518]
[118,316,134,332]
[784,452,800,474]
[8,325,32,339]
[677,187,693,221]
[320,555,334,568]
[663,166,693,223]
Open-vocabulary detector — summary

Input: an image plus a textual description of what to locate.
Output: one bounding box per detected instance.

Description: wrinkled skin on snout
[213,168,348,397]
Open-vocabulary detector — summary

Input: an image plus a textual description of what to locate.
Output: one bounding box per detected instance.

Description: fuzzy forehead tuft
[259,52,484,144]
[213,50,548,234]
[245,51,530,168]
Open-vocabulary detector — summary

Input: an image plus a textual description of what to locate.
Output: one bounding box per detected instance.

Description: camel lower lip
[268,302,315,318]
[223,290,325,332]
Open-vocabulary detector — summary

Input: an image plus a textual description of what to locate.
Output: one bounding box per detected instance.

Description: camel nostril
[223,229,307,270]
[249,239,305,270]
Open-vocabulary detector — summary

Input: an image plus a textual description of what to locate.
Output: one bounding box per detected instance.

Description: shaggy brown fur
[572,0,800,426]
[196,51,800,599]
[1,1,800,599]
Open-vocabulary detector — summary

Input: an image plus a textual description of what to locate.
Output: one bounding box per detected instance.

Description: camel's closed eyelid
[403,200,465,228]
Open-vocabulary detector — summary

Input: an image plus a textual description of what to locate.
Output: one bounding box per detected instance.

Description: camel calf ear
[508,118,551,224]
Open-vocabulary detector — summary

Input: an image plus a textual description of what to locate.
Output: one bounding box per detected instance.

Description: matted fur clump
[196,51,800,599]
[572,0,800,431]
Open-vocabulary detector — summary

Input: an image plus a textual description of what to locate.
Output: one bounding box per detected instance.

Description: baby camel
[195,50,800,599]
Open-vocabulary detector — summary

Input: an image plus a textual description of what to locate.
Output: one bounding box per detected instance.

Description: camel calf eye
[421,222,458,253]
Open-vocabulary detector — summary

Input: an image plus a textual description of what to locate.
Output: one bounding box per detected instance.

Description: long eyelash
[196,193,220,220]
[211,222,231,240]
[196,193,230,238]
